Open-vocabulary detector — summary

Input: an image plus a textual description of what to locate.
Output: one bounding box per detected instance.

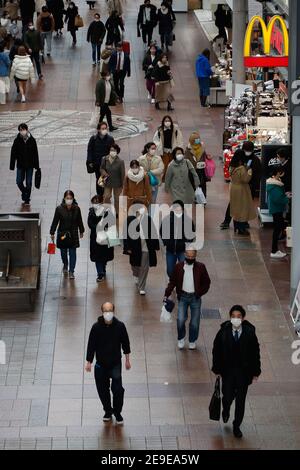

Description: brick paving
[0,0,299,450]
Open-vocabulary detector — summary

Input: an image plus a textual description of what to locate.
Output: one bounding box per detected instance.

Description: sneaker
[96,274,105,283]
[147,92,151,99]
[133,276,139,285]
[151,98,155,104]
[115,413,124,425]
[139,290,146,295]
[69,272,75,279]
[270,251,287,259]
[21,95,26,103]
[178,338,185,350]
[189,342,196,350]
[63,266,68,275]
[103,412,112,422]
[92,62,96,66]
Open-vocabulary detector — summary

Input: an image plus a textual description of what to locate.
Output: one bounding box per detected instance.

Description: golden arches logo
[244,15,289,67]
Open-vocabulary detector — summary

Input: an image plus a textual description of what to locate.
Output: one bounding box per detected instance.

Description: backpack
[41,15,52,32]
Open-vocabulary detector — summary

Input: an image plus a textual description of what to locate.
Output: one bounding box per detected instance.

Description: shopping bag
[89,106,100,128]
[148,171,159,187]
[47,242,56,255]
[106,225,121,248]
[195,187,207,205]
[75,15,84,28]
[122,40,131,54]
[205,156,216,180]
[160,305,172,323]
[34,168,41,189]
[209,377,221,421]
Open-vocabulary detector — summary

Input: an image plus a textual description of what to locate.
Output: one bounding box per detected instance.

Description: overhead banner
[244,15,289,67]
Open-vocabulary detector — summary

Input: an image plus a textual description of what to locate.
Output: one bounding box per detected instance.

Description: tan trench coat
[230,166,256,222]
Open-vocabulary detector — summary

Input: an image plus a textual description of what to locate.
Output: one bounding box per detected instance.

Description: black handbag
[57,230,73,249]
[34,168,41,189]
[209,377,221,421]
[185,161,196,191]
[86,161,95,174]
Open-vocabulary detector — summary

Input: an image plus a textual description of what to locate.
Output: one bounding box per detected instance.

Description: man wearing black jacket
[109,42,131,103]
[85,302,131,424]
[137,0,158,48]
[212,305,261,438]
[86,13,106,66]
[10,123,40,205]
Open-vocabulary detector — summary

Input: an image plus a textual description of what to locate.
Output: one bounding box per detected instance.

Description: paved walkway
[0,0,299,450]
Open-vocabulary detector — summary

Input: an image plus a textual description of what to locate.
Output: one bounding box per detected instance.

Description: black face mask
[185,258,195,265]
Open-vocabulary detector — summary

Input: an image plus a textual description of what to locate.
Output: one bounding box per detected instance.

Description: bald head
[101,302,115,313]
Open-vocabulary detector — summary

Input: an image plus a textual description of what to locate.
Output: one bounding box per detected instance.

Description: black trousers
[113,70,126,99]
[99,103,113,130]
[31,52,41,76]
[222,370,249,428]
[141,24,154,45]
[272,212,285,253]
[94,362,124,415]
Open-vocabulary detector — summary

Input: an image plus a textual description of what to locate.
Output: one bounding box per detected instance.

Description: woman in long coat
[165,147,199,205]
[88,194,114,282]
[64,1,78,45]
[153,52,174,111]
[229,150,256,235]
[123,159,152,210]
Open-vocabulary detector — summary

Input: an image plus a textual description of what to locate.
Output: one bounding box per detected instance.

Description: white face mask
[149,149,156,156]
[103,311,114,322]
[92,203,101,210]
[28,25,34,30]
[245,151,252,157]
[231,318,242,329]
[174,212,183,218]
[164,121,171,127]
[100,129,108,136]
[65,198,73,206]
[176,154,184,162]
[132,168,139,174]
[110,151,117,158]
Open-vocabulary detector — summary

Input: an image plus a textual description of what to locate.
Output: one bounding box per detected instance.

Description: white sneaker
[270,251,287,259]
[151,98,155,104]
[178,338,185,350]
[21,95,26,102]
[189,342,196,350]
[139,290,146,295]
[133,276,139,285]
[147,92,151,99]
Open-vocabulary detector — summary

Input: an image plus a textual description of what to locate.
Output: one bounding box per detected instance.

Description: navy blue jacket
[109,51,131,77]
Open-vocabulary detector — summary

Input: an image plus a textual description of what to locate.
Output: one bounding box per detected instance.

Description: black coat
[142,52,159,79]
[109,51,131,76]
[281,158,292,192]
[87,20,106,44]
[47,0,65,30]
[65,6,79,32]
[105,16,124,45]
[87,134,115,166]
[137,4,157,27]
[88,207,114,263]
[19,0,35,21]
[50,203,85,249]
[160,212,195,254]
[153,63,171,82]
[212,320,261,384]
[247,153,262,196]
[157,9,174,35]
[10,134,39,170]
[123,215,160,267]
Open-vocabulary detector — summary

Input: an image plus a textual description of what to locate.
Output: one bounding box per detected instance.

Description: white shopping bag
[195,187,207,205]
[89,106,100,128]
[160,305,172,323]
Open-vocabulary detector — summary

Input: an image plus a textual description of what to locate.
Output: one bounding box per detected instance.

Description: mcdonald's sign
[244,15,289,67]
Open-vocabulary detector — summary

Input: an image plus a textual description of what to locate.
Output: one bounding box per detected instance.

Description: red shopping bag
[47,242,56,255]
[122,41,131,54]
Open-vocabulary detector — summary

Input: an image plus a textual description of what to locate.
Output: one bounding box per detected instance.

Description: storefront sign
[244,15,289,67]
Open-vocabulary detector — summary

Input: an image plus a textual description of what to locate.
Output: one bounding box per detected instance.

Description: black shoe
[220,222,230,230]
[155,102,160,110]
[222,410,230,423]
[114,413,124,425]
[96,274,105,283]
[233,426,243,438]
[109,126,118,132]
[103,412,112,422]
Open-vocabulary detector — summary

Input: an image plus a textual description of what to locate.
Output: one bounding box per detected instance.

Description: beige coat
[123,174,152,209]
[4,1,19,20]
[230,166,256,222]
[138,154,164,186]
[153,124,183,155]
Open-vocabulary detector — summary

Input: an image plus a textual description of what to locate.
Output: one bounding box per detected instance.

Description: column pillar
[232,0,248,93]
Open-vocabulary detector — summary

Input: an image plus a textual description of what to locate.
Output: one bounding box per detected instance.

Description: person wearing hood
[36,5,55,57]
[95,70,119,133]
[10,45,36,102]
[267,167,290,259]
[157,2,175,52]
[50,190,85,279]
[10,123,39,205]
[185,131,210,198]
[85,302,131,425]
[88,194,115,282]
[123,200,160,295]
[100,142,125,218]
[195,48,213,107]
[164,248,211,350]
[123,160,152,210]
[87,121,115,196]
[142,42,159,103]
[160,200,195,278]
[24,21,43,80]
[212,305,261,439]
[87,12,106,66]
[153,52,174,111]
[165,147,199,205]
[153,115,183,181]
[0,42,10,104]
[138,142,164,203]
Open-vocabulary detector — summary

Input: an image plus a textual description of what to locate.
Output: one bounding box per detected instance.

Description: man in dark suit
[137,0,158,48]
[109,42,131,103]
[212,305,261,438]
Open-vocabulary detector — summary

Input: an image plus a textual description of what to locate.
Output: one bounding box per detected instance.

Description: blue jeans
[166,251,185,279]
[177,292,201,343]
[16,167,33,203]
[94,362,124,415]
[92,42,101,62]
[95,261,107,276]
[60,248,77,273]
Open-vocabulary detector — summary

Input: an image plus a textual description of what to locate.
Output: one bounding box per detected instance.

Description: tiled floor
[0,0,299,450]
